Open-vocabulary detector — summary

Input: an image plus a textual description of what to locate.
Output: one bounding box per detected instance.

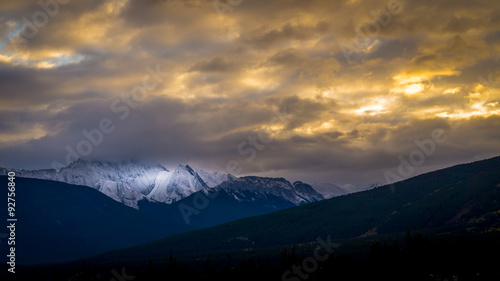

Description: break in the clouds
[0,0,499,186]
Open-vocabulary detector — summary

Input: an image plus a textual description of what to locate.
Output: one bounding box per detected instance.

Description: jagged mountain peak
[174,164,196,176]
[0,160,331,209]
[210,176,323,205]
[65,159,168,172]
[237,176,292,186]
[184,164,195,175]
[1,160,237,207]
[146,164,233,204]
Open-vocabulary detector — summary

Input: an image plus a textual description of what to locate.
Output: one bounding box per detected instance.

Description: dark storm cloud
[231,116,500,185]
[240,21,331,49]
[0,110,42,133]
[265,49,307,67]
[189,56,241,73]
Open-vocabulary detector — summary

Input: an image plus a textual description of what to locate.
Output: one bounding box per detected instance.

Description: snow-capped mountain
[94,180,145,208]
[158,176,325,228]
[0,160,337,211]
[0,160,233,209]
[204,176,324,206]
[1,159,165,194]
[147,164,235,204]
[192,166,236,188]
[0,159,167,208]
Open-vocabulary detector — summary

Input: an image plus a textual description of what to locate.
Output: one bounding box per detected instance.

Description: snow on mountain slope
[193,167,236,188]
[292,181,326,203]
[0,159,167,208]
[0,160,236,208]
[147,165,233,203]
[0,161,342,210]
[95,180,145,208]
[0,161,237,207]
[206,176,324,206]
[0,159,166,194]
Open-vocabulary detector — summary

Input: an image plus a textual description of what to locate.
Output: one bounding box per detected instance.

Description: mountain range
[0,160,238,208]
[74,156,500,269]
[0,159,358,209]
[0,160,329,264]
[5,155,499,280]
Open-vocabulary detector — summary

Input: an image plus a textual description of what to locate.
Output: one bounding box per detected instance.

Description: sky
[0,0,499,186]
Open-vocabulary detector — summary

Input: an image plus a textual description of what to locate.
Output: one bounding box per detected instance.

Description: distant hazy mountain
[311,182,378,199]
[311,182,350,198]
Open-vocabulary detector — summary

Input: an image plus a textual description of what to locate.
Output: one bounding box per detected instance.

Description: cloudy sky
[0,0,499,186]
